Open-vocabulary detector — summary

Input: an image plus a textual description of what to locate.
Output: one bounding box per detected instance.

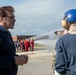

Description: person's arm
[54,38,66,75]
[0,37,28,68]
[0,56,15,68]
[0,55,28,68]
[0,32,14,68]
[14,55,28,66]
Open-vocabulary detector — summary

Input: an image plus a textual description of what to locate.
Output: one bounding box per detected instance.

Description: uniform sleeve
[0,37,15,68]
[0,56,15,68]
[54,38,66,74]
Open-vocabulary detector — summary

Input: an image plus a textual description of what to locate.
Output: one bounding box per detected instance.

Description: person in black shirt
[0,6,28,75]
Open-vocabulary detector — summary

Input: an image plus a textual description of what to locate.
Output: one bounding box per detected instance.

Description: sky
[0,0,76,36]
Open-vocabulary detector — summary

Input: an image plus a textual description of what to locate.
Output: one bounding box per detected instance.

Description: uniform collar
[0,25,7,31]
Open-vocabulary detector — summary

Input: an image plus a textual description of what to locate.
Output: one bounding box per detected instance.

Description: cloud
[11,0,76,35]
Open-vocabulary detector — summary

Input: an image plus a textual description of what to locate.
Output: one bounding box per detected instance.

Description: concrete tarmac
[16,50,54,75]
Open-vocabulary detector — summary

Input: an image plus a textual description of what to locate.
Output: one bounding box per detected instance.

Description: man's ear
[1,17,7,24]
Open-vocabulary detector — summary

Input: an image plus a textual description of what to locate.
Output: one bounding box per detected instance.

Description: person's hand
[20,55,28,64]
[14,55,28,66]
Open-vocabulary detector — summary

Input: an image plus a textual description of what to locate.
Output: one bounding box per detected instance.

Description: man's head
[61,9,76,29]
[0,6,16,30]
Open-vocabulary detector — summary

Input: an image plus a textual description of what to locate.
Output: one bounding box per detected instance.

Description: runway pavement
[16,50,54,75]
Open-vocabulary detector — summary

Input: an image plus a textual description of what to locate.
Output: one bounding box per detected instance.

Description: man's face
[3,12,16,30]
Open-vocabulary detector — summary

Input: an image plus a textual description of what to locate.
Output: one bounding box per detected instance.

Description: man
[55,9,76,75]
[0,6,28,75]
